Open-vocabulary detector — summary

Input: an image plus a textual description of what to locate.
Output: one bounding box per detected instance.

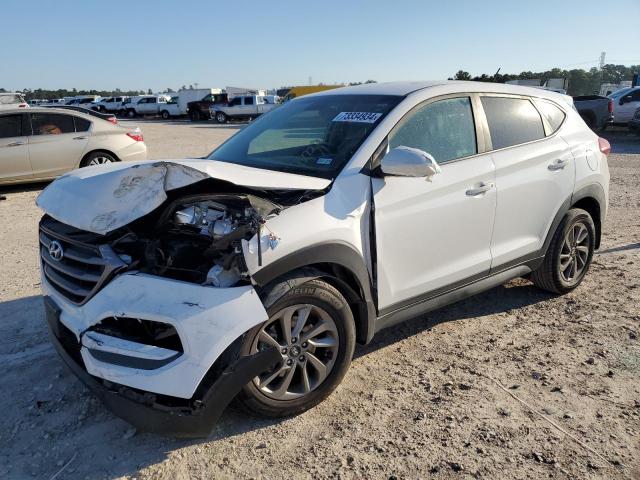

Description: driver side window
[388,97,477,163]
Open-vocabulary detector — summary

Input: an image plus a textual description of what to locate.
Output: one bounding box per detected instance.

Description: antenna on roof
[492,68,501,82]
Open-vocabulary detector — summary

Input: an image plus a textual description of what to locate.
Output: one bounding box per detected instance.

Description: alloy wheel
[251,304,339,400]
[559,221,590,283]
[88,156,113,166]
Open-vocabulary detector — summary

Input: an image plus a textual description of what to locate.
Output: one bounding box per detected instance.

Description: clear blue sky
[2,0,639,91]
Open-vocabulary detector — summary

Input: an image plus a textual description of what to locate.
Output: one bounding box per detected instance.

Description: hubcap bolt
[299,355,305,362]
[302,342,308,348]
[286,359,293,366]
[292,337,298,344]
[281,347,287,354]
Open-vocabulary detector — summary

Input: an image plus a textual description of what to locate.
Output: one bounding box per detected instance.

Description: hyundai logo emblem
[49,241,64,261]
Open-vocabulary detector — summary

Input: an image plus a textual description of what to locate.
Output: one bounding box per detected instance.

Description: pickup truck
[123,95,171,118]
[573,95,613,131]
[210,95,279,123]
[187,92,229,121]
[93,96,129,113]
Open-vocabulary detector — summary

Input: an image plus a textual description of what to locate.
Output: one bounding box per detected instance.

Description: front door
[0,113,31,182]
[616,89,640,123]
[373,96,496,311]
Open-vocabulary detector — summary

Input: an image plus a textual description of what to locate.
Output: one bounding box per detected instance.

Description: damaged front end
[37,160,328,436]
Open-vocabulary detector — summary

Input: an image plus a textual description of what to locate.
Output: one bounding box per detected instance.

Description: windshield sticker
[332,112,382,123]
[316,157,333,165]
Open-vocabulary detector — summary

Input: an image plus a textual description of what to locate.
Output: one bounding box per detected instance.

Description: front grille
[39,218,125,304]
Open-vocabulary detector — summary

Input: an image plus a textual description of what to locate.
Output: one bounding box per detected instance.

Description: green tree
[454,70,471,80]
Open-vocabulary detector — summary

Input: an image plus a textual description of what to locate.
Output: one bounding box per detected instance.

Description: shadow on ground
[0,277,554,478]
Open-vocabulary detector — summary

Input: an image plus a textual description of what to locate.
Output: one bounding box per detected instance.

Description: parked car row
[572,86,640,135]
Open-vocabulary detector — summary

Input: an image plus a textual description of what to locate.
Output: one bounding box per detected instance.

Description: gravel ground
[0,122,638,480]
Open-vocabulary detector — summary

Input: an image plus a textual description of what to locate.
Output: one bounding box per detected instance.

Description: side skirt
[374,264,532,333]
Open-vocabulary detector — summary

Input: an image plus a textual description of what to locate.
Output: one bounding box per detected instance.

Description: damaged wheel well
[257,263,374,345]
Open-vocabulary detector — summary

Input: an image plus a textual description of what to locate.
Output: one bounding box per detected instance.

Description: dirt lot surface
[0,122,638,480]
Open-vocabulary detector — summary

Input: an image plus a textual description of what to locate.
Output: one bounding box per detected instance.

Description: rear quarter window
[481,96,545,150]
[534,99,566,135]
[74,116,91,132]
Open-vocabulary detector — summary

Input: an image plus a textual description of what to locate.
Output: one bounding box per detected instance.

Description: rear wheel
[80,151,116,167]
[531,208,595,294]
[161,110,170,120]
[126,109,136,118]
[237,279,355,417]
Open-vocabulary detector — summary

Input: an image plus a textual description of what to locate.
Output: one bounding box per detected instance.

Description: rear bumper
[118,141,147,162]
[47,299,280,437]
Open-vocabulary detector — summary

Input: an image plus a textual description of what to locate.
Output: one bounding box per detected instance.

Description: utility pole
[598,52,606,94]
[308,76,312,86]
[599,51,606,70]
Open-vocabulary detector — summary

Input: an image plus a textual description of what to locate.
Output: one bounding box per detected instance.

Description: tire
[161,110,170,120]
[531,208,595,294]
[215,111,228,124]
[80,151,117,167]
[126,109,136,118]
[237,278,356,418]
[189,110,200,121]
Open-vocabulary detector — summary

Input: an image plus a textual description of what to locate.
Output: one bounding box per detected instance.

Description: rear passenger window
[481,97,545,149]
[74,116,91,132]
[30,113,75,136]
[0,115,22,138]
[534,100,566,135]
[388,97,477,163]
[244,96,254,105]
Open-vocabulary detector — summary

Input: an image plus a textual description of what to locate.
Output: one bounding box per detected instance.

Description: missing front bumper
[46,300,280,437]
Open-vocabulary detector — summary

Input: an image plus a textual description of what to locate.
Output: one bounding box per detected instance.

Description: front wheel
[237,279,355,418]
[531,208,595,294]
[161,110,170,120]
[126,109,136,118]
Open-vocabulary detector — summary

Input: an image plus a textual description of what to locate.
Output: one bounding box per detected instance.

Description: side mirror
[381,146,441,180]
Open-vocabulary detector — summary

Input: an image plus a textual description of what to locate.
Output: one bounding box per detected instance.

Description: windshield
[208,94,400,179]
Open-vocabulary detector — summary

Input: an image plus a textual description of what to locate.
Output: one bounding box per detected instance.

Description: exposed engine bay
[109,193,282,288]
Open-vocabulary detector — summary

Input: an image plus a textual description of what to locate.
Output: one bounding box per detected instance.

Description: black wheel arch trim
[251,243,377,344]
[570,183,605,249]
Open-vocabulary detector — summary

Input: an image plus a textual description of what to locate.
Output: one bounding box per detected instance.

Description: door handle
[466,182,494,196]
[548,159,569,170]
[6,141,25,147]
[73,136,88,140]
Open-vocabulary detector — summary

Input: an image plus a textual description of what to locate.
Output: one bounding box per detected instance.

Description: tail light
[126,131,144,142]
[608,99,614,114]
[598,137,611,156]
[107,116,118,125]
[18,103,27,108]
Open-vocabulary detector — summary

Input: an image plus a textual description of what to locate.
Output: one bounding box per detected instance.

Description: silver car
[0,107,147,185]
[0,92,28,110]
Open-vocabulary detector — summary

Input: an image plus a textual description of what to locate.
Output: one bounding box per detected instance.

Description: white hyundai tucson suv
[37,81,610,437]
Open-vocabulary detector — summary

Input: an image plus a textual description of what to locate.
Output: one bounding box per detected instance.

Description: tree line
[451,64,639,96]
[3,66,638,99]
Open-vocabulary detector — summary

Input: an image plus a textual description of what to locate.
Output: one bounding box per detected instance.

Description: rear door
[28,112,89,178]
[481,95,575,268]
[0,113,31,182]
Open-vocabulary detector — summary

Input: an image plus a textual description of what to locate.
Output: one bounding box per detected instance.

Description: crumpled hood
[36,159,331,235]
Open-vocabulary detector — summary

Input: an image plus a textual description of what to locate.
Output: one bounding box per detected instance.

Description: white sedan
[0,107,147,185]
